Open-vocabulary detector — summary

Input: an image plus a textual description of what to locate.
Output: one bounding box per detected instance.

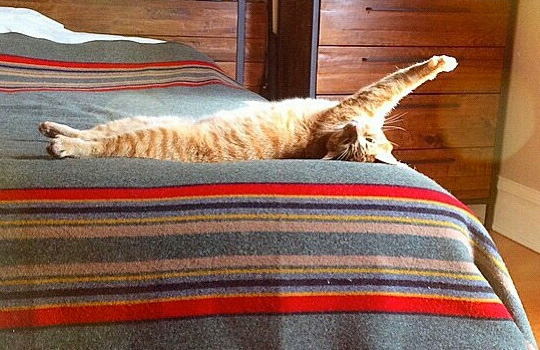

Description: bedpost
[236,0,246,85]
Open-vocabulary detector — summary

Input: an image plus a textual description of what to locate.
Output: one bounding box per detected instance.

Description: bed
[0,7,537,350]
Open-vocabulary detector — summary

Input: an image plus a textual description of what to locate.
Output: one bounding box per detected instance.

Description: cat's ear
[375,152,399,165]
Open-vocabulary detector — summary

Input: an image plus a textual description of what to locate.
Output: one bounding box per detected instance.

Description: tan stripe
[0,220,469,246]
[0,254,480,280]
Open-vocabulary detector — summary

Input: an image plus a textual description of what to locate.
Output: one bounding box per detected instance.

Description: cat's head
[323,120,398,164]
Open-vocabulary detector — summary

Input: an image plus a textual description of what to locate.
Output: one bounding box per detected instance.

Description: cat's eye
[365,137,375,143]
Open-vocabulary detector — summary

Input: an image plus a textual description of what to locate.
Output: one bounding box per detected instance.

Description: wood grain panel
[158,37,265,63]
[218,62,265,94]
[320,0,510,47]
[387,94,499,149]
[5,0,266,39]
[315,94,499,149]
[440,179,491,200]
[317,47,505,95]
[394,147,493,200]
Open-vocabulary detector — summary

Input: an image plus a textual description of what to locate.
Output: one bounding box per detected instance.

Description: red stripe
[0,183,468,211]
[0,53,221,71]
[0,294,512,329]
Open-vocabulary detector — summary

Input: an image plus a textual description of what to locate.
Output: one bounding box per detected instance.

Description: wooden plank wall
[1,0,267,93]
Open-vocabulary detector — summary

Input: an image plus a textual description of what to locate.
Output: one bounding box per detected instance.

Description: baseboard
[493,176,540,253]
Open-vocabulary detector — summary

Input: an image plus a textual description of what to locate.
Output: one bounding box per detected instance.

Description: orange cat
[39,55,457,163]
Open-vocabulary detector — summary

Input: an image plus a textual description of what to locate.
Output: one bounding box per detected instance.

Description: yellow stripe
[0,194,483,227]
[0,212,464,228]
[1,266,484,287]
[2,290,502,312]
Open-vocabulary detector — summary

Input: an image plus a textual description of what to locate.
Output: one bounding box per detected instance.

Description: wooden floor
[491,231,540,344]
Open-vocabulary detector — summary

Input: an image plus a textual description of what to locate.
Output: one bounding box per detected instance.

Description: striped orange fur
[39,55,457,163]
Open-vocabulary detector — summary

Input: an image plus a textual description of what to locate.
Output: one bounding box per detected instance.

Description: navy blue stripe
[2,277,493,300]
[0,201,464,218]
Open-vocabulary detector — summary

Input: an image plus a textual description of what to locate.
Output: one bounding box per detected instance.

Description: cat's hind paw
[429,55,458,72]
[46,136,87,159]
[39,121,61,138]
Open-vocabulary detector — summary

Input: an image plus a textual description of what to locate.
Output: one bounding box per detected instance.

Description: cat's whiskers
[385,112,406,124]
[384,112,406,131]
[337,144,352,161]
[338,152,347,161]
[384,120,403,127]
[344,142,368,162]
[384,117,400,125]
[382,125,406,131]
[338,146,352,161]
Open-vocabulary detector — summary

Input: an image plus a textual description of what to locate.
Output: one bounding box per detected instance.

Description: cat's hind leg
[39,121,83,139]
[46,135,102,159]
[39,121,112,140]
[45,125,174,160]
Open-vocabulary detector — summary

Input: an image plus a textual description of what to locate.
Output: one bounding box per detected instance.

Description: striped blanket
[0,33,536,349]
[0,53,239,93]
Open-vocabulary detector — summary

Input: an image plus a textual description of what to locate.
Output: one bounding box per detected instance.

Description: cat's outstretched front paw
[429,55,458,72]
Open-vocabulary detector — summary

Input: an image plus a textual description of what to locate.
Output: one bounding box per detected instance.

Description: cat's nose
[350,120,359,126]
[349,120,362,131]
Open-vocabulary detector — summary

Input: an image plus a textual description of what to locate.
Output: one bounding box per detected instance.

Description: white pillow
[0,7,164,44]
